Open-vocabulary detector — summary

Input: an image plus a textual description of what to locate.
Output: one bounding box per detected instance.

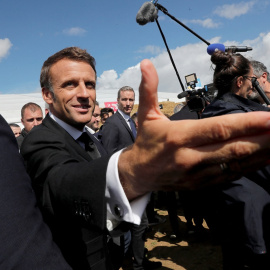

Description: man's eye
[86,82,95,88]
[64,81,74,87]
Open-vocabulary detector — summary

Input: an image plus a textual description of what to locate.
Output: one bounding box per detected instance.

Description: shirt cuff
[105,149,151,231]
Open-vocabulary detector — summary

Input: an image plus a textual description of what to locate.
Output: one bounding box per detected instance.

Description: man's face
[43,59,96,131]
[10,126,21,137]
[101,113,109,124]
[117,90,135,115]
[255,73,270,101]
[21,108,43,132]
[87,105,100,132]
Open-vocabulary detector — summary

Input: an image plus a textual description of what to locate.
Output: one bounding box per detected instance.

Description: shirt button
[114,205,123,218]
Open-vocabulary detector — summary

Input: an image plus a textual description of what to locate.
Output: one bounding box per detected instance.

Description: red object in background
[104,102,118,112]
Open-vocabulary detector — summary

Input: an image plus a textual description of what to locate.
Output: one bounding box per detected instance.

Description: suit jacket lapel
[116,111,135,141]
[43,115,92,161]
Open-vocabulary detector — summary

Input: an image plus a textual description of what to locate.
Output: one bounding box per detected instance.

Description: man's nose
[33,119,39,126]
[77,84,90,98]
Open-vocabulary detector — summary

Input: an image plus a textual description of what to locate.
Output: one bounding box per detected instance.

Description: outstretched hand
[119,59,270,201]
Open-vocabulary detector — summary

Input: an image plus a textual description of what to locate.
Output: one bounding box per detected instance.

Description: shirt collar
[49,112,86,140]
[85,126,95,134]
[118,109,130,121]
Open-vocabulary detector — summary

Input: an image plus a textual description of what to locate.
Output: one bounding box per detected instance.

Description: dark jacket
[101,111,135,154]
[16,127,28,148]
[21,114,112,270]
[202,92,270,117]
[201,92,270,254]
[0,115,71,270]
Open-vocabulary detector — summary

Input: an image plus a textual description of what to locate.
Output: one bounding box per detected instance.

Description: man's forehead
[24,107,42,115]
[51,59,95,73]
[119,90,135,98]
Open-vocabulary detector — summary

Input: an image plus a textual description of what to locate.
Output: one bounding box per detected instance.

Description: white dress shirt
[49,113,150,231]
[117,109,132,129]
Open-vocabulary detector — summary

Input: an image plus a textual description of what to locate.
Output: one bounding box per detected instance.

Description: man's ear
[261,72,268,84]
[236,76,243,88]
[42,88,54,104]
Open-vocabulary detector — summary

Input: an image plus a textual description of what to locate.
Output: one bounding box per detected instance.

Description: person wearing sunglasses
[201,51,270,270]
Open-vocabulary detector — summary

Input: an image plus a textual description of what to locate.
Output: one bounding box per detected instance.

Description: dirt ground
[121,208,223,270]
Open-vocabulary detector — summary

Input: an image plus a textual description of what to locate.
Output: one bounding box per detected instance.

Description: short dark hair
[21,102,42,119]
[40,47,96,92]
[100,107,114,116]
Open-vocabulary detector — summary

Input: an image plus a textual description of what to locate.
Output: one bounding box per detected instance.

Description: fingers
[137,60,166,123]
[169,111,270,148]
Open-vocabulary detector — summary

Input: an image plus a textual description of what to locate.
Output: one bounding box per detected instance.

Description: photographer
[202,51,270,270]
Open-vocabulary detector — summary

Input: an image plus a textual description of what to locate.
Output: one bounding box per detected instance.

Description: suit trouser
[131,210,148,270]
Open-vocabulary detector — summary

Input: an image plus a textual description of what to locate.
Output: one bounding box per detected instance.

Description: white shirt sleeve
[105,149,151,231]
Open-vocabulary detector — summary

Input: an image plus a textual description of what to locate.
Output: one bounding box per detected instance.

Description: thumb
[138,59,164,122]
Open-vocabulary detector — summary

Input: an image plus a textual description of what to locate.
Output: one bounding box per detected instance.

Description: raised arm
[119,59,270,200]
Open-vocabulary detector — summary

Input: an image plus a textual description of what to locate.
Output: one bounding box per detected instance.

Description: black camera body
[187,83,217,112]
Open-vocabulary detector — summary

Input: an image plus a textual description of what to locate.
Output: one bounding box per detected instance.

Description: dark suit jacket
[101,111,135,154]
[21,114,112,270]
[16,128,28,148]
[0,115,71,270]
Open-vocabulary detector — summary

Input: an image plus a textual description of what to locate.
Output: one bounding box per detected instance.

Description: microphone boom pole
[155,3,210,46]
[152,2,211,94]
[155,19,185,92]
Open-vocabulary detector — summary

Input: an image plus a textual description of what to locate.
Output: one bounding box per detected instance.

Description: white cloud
[62,27,86,36]
[187,18,220,29]
[243,32,270,68]
[137,45,164,55]
[97,32,270,94]
[0,38,12,61]
[214,1,255,19]
[97,64,141,91]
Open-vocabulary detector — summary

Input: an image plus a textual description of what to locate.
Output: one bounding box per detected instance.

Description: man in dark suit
[101,86,136,153]
[0,114,71,270]
[19,46,270,270]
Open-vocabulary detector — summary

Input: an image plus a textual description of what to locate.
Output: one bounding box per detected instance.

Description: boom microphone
[136,2,158,25]
[207,43,253,55]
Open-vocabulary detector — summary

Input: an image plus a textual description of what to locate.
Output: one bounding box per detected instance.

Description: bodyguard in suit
[101,86,136,153]
[0,114,71,270]
[19,46,270,270]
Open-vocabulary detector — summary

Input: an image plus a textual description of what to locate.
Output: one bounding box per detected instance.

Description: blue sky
[1,0,270,95]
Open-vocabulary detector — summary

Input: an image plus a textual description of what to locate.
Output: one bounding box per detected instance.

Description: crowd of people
[2,46,270,270]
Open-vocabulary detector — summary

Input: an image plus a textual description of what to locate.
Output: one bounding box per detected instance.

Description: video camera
[177,73,218,112]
